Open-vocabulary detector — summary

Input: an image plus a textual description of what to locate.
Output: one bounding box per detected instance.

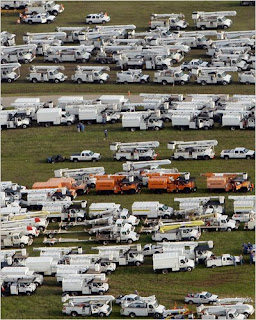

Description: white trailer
[168,140,218,160]
[153,252,195,273]
[24,256,58,275]
[110,141,159,161]
[1,63,21,82]
[122,111,163,131]
[132,201,173,219]
[36,108,75,126]
[71,66,109,84]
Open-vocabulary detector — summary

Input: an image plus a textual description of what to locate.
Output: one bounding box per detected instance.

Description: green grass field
[1,1,255,319]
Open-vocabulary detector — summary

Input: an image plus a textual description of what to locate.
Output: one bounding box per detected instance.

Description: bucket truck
[1,63,21,82]
[192,11,237,30]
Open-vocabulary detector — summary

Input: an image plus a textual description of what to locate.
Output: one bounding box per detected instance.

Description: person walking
[80,122,85,132]
[76,123,81,132]
[104,129,108,138]
[239,254,244,265]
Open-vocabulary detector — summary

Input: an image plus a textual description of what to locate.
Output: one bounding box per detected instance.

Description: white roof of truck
[37,108,61,114]
[132,201,159,208]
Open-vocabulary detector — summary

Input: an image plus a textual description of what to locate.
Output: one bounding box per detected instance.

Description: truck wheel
[129,313,136,318]
[224,156,229,160]
[162,269,168,274]
[245,81,251,85]
[178,156,184,161]
[187,267,192,272]
[67,121,72,126]
[48,233,55,239]
[99,79,104,84]
[99,312,105,318]
[204,155,210,160]
[7,78,13,83]
[223,25,228,29]
[52,10,58,16]
[71,311,78,317]
[180,81,186,85]
[130,128,136,132]
[163,214,170,219]
[26,291,31,296]
[201,80,207,86]
[20,243,25,248]
[4,5,10,9]
[183,67,189,72]
[22,124,27,129]
[227,227,232,232]
[51,217,58,223]
[140,79,146,84]
[77,78,83,84]
[154,126,160,131]
[120,157,126,162]
[54,79,60,83]
[73,159,78,162]
[243,312,249,318]
[246,155,252,159]
[204,126,209,130]
[222,81,228,85]
[77,217,83,222]
[47,20,52,24]
[111,119,116,124]
[211,265,216,268]
[162,80,168,85]
[162,238,168,242]
[123,81,128,85]
[38,226,45,231]
[44,122,50,127]
[176,26,181,31]
[188,300,193,305]
[103,240,109,245]
[154,313,162,319]
[190,237,196,241]
[28,20,33,24]
[92,158,97,162]
[99,291,104,295]
[200,25,206,30]
[127,239,133,244]
[24,59,29,64]
[100,59,106,64]
[32,78,37,83]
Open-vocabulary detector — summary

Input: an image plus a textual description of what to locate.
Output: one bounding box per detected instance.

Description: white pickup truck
[22,13,56,24]
[184,292,218,304]
[220,147,255,160]
[181,59,209,71]
[70,150,101,162]
[205,254,241,268]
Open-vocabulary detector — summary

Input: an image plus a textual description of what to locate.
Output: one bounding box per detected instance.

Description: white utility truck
[153,252,195,274]
[36,108,75,126]
[132,201,174,219]
[27,65,67,83]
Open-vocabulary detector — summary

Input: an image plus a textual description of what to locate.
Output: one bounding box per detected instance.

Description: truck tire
[178,156,184,161]
[22,124,27,129]
[190,237,196,241]
[245,81,251,85]
[162,238,168,242]
[187,267,192,272]
[32,78,37,83]
[1,59,8,64]
[180,81,186,85]
[120,157,126,162]
[20,243,25,248]
[7,78,13,83]
[183,67,189,71]
[38,226,45,231]
[246,155,252,159]
[223,25,228,29]
[140,79,146,84]
[26,291,31,296]
[162,269,168,274]
[77,217,83,222]
[100,59,106,64]
[203,126,209,130]
[71,311,78,317]
[47,20,51,24]
[127,239,133,244]
[73,159,78,162]
[44,122,50,127]
[51,217,58,223]
[24,59,29,64]
[211,265,217,268]
[201,80,207,86]
[54,79,60,83]
[99,79,104,84]
[103,240,109,245]
[28,20,33,24]
[135,261,141,266]
[162,80,168,85]
[176,26,181,31]
[200,25,206,30]
[224,155,229,160]
[188,300,193,305]
[226,227,232,232]
[77,78,83,84]
[154,126,160,131]
[99,312,105,318]
[154,313,162,319]
[163,214,170,219]
[130,128,136,132]
[4,5,10,9]
[204,155,210,160]
[52,10,58,16]
[129,313,136,318]
[111,119,116,124]
[222,81,228,85]
[99,291,104,295]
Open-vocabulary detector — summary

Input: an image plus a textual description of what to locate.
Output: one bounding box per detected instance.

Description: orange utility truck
[95,175,141,194]
[201,172,254,192]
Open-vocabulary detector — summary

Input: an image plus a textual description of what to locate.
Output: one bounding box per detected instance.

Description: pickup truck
[70,150,101,162]
[220,147,255,160]
[205,254,241,268]
[181,59,209,71]
[142,244,163,256]
[22,13,56,24]
[85,13,110,24]
[185,292,218,305]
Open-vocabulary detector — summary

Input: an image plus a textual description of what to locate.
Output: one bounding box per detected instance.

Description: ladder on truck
[159,220,204,233]
[54,167,105,178]
[110,141,159,152]
[167,140,218,150]
[192,11,237,19]
[122,159,171,172]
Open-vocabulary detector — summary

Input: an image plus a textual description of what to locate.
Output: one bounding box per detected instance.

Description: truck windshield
[205,292,212,298]
[89,151,94,156]
[153,302,159,308]
[162,205,168,210]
